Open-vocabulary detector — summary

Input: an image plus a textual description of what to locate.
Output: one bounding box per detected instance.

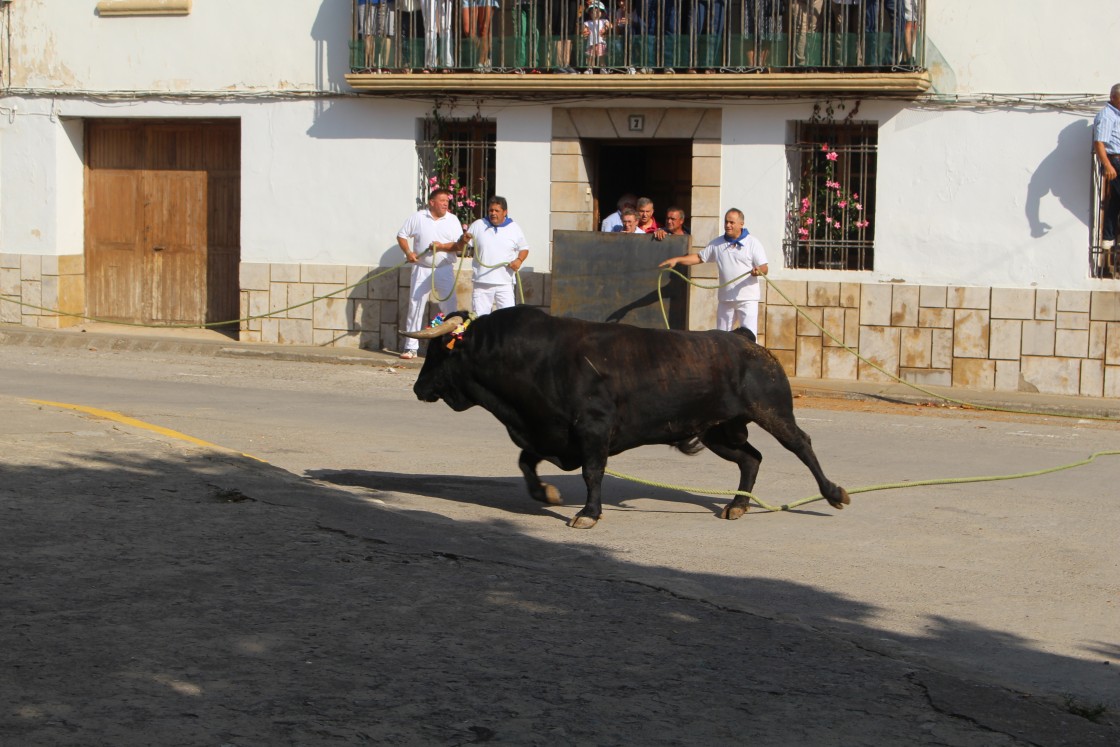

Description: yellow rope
[606,449,1120,513]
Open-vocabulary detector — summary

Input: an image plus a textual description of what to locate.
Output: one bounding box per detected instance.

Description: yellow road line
[29,399,267,463]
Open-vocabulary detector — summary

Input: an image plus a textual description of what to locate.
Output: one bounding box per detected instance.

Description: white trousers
[403,263,457,353]
[422,0,455,68]
[716,299,759,336]
[471,283,515,316]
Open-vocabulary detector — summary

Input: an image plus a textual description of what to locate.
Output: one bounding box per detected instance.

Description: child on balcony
[582,1,611,71]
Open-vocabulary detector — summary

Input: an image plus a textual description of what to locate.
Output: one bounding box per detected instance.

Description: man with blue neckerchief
[658,208,768,335]
[462,196,529,316]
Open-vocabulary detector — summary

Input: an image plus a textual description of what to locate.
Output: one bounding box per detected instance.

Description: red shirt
[639,218,660,233]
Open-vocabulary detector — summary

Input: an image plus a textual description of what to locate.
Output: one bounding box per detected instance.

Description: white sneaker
[1103,239,1116,250]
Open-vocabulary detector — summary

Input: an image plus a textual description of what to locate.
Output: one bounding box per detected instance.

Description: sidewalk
[4,321,1119,419]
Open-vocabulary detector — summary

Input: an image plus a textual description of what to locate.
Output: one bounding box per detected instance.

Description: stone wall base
[0,253,85,329]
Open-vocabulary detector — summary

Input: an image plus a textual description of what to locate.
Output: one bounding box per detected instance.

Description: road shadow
[2,450,1117,745]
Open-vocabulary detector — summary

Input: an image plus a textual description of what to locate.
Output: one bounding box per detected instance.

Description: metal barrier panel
[551,230,690,328]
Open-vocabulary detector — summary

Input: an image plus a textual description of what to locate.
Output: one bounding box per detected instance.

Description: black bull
[405,306,849,529]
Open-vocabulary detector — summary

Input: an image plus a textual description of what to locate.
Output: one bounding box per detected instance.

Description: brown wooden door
[86,120,240,325]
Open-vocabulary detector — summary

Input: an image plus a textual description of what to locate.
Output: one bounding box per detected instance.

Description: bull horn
[401,315,464,339]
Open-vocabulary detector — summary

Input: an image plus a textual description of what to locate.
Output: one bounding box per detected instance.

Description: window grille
[784,122,877,271]
[417,117,496,228]
[1090,150,1119,279]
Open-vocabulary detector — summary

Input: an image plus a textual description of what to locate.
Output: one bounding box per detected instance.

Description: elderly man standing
[658,208,768,335]
[654,206,689,240]
[601,193,637,232]
[635,197,660,233]
[464,196,529,316]
[1094,83,1120,259]
[396,188,464,359]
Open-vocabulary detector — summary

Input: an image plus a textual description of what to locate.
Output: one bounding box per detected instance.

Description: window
[784,121,877,271]
[417,117,496,228]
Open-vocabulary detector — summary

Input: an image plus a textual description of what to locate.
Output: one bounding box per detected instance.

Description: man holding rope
[396,188,464,359]
[463,195,529,316]
[659,207,768,335]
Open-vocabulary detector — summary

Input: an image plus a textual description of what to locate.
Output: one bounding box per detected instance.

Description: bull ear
[401,315,464,339]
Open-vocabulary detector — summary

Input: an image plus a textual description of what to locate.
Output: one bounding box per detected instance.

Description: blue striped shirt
[1093,103,1120,155]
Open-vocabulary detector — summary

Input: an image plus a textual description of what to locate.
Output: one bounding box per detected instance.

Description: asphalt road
[2,339,1118,743]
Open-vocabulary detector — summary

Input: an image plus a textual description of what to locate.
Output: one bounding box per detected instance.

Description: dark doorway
[588,140,693,231]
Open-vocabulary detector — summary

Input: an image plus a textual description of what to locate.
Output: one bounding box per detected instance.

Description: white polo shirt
[697,231,768,302]
[467,217,528,286]
[397,209,464,268]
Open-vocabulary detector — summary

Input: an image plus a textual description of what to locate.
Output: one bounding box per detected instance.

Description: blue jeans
[695,0,724,37]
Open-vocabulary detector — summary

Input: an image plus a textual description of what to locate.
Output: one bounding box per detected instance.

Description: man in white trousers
[396,188,464,358]
[464,196,528,315]
[658,208,768,335]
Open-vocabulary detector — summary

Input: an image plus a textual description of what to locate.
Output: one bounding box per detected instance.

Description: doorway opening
[587,139,693,231]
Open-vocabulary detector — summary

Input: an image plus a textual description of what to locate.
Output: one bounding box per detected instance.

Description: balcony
[344,0,931,97]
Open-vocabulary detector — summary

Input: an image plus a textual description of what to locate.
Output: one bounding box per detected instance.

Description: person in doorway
[658,207,768,334]
[1094,83,1120,261]
[601,193,638,231]
[396,188,465,358]
[464,195,529,315]
[619,208,645,233]
[635,196,660,233]
[654,206,688,240]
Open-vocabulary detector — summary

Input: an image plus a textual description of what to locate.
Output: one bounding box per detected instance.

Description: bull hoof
[568,514,599,529]
[827,488,851,510]
[721,503,748,520]
[542,483,563,505]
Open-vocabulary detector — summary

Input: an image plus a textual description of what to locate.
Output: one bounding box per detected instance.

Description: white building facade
[2,1,1119,396]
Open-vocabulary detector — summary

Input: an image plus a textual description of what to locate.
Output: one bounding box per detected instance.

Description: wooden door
[86,120,240,325]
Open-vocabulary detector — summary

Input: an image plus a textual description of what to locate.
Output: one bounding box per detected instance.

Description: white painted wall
[1,0,1117,292]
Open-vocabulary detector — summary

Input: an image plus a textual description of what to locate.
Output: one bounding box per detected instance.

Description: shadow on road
[3,449,1117,745]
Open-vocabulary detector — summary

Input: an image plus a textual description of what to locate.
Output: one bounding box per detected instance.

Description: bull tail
[732,327,757,344]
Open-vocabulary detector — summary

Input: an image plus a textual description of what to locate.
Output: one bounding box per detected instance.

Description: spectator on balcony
[1093,83,1120,256]
[514,0,542,68]
[611,0,646,69]
[654,206,689,240]
[620,208,645,233]
[360,0,396,69]
[396,188,465,359]
[465,196,529,315]
[658,208,769,335]
[601,193,638,231]
[743,0,781,67]
[636,197,660,233]
[693,0,725,69]
[549,0,579,72]
[462,0,498,69]
[789,0,824,67]
[582,1,612,70]
[829,0,863,67]
[898,0,919,65]
[422,0,455,70]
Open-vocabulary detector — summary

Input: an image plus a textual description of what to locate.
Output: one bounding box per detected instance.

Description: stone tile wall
[0,253,84,329]
[237,262,550,353]
[761,281,1120,398]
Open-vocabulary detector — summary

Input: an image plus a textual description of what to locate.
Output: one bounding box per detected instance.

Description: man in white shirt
[1093,83,1120,254]
[658,208,769,335]
[600,193,637,232]
[396,189,465,358]
[464,196,529,315]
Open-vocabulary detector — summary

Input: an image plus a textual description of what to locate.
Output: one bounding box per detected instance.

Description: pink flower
[820,143,830,152]
[466,199,476,208]
[854,203,862,211]
[852,193,859,200]
[450,178,457,186]
[429,176,438,185]
[805,218,814,225]
[826,180,840,189]
[838,201,847,208]
[826,152,839,161]
[798,228,810,238]
[833,220,842,229]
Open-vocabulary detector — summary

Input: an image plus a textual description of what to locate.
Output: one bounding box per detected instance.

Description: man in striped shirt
[1093,83,1120,252]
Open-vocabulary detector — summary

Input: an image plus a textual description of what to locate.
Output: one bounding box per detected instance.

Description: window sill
[97,0,191,17]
